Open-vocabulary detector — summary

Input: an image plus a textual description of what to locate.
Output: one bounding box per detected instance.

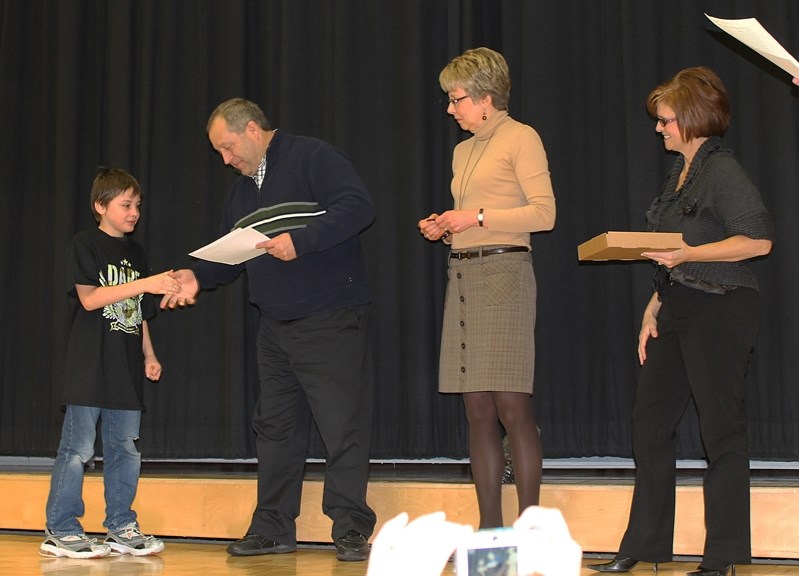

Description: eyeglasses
[446,94,471,107]
[656,116,677,127]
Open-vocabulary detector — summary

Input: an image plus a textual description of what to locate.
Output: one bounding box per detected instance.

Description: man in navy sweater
[163,98,376,561]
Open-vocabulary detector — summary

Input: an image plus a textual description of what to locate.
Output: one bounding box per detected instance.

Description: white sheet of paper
[189,227,269,265]
[706,14,799,77]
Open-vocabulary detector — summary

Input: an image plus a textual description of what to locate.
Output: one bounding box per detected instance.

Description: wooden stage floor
[4,533,799,576]
[3,460,799,574]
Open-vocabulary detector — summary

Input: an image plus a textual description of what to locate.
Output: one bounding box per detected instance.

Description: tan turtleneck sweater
[449,110,556,250]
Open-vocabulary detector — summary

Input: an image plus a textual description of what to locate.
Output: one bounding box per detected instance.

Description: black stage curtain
[1,1,798,461]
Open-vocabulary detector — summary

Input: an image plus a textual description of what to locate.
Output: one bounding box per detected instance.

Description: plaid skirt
[438,250,537,394]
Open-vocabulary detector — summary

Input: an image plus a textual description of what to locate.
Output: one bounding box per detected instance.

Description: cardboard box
[577,231,682,261]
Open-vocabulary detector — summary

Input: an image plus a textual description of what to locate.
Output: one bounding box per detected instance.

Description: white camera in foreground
[455,526,537,575]
[455,506,583,576]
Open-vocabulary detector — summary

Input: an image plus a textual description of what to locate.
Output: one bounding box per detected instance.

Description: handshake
[366,506,582,576]
[149,269,200,310]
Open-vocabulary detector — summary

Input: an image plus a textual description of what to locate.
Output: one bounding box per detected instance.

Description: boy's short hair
[91,167,143,223]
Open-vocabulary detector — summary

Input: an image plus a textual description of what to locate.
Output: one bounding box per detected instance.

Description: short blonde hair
[439,47,511,110]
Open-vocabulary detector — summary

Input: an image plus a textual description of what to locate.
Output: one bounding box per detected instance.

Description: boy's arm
[75,270,181,311]
[142,320,162,381]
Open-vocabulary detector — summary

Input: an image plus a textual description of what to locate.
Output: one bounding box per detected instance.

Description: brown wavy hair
[646,66,731,142]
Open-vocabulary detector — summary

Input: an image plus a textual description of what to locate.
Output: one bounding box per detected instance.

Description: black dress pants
[619,283,759,569]
[248,304,376,545]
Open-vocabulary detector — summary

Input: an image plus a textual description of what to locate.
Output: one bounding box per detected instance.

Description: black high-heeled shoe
[587,557,657,573]
[686,564,734,576]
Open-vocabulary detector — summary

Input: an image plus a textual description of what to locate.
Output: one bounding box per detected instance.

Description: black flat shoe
[587,557,642,572]
[226,533,297,556]
[334,530,370,562]
[686,564,734,576]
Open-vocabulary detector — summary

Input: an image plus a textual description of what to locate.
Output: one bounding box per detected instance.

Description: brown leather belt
[450,246,530,260]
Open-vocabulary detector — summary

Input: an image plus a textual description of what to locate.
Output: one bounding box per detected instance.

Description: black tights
[463,391,542,529]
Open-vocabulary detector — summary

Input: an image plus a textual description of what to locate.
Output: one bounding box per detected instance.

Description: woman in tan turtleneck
[418,47,556,529]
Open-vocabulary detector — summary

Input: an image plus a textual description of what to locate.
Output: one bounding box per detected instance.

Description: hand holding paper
[257,233,298,262]
[706,14,799,78]
[189,227,269,265]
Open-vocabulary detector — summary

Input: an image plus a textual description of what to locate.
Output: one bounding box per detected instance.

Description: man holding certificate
[162,98,377,562]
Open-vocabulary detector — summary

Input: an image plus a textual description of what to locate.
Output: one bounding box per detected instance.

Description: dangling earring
[482,110,487,121]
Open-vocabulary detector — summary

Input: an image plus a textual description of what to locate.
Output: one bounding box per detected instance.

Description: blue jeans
[45,405,142,535]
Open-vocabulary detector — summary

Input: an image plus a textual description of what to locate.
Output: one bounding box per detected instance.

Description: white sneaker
[104,523,165,556]
[39,529,111,559]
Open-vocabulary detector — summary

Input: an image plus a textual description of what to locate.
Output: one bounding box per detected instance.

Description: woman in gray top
[589,67,774,576]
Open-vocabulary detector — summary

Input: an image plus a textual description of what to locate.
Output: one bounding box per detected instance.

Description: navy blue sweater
[193,131,375,320]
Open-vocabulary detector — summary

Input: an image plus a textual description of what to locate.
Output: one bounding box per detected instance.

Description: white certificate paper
[189,227,269,265]
[706,14,799,77]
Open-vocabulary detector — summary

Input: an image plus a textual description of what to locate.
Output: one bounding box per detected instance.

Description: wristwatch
[477,208,484,227]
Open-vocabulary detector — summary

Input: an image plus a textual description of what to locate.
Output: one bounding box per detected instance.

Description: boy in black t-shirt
[40,168,181,559]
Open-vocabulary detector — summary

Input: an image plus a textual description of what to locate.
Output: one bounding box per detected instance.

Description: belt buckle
[452,251,471,260]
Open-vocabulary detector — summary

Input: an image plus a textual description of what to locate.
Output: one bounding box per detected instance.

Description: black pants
[248,304,376,545]
[619,283,759,569]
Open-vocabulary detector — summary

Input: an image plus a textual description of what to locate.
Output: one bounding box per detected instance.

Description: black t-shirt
[63,227,155,410]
